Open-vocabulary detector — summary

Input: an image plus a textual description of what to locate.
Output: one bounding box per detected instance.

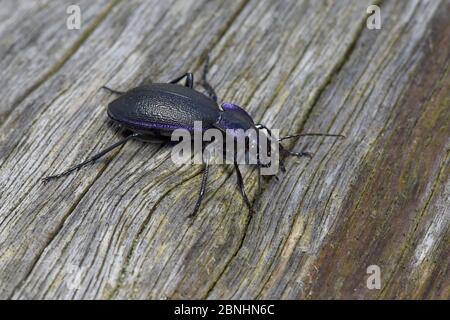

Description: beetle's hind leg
[200,54,218,102]
[169,73,194,88]
[101,86,125,95]
[42,133,142,182]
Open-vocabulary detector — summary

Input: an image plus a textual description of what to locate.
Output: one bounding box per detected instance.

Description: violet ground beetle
[43,57,344,216]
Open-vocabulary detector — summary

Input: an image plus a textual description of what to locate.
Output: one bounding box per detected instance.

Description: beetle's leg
[275,144,309,180]
[137,133,168,144]
[190,160,210,217]
[201,55,218,102]
[169,73,194,88]
[101,86,125,95]
[279,143,313,159]
[257,163,262,194]
[42,133,142,182]
[234,162,255,215]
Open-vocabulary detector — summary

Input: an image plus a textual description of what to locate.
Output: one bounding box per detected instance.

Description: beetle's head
[213,103,279,166]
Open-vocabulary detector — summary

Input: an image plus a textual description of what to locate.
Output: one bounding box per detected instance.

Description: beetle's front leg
[234,162,255,215]
[279,144,313,159]
[101,86,125,95]
[169,73,194,88]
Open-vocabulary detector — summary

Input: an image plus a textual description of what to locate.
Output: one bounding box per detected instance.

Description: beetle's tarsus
[42,161,96,182]
[279,143,313,159]
[42,176,53,183]
[190,161,210,217]
[42,173,69,182]
[234,163,255,215]
[42,133,141,182]
[101,86,125,95]
[280,161,286,173]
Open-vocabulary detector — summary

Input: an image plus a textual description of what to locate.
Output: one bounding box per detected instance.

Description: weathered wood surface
[0,0,448,299]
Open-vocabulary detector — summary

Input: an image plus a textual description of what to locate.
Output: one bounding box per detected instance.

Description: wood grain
[0,0,448,299]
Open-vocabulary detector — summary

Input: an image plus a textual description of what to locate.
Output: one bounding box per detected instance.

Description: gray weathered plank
[203,0,450,299]
[0,0,448,299]
[0,0,248,299]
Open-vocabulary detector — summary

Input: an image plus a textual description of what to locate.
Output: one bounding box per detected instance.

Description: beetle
[43,57,343,216]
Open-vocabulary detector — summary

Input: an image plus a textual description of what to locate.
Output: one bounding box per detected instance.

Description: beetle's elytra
[43,57,344,216]
[108,83,221,133]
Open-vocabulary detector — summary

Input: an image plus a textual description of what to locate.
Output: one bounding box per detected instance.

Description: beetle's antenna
[101,86,125,95]
[257,164,261,194]
[190,156,210,217]
[279,133,345,141]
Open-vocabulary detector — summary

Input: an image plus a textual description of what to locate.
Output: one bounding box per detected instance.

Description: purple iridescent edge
[110,116,215,132]
[221,103,253,120]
